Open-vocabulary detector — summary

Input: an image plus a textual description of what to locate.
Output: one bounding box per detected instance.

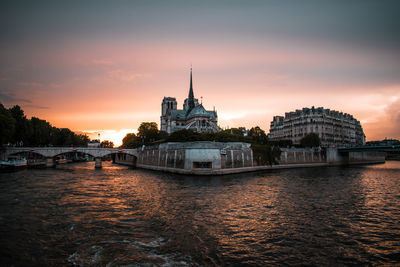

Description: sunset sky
[1,0,399,146]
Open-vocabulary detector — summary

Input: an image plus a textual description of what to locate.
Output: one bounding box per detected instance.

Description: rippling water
[1,161,399,266]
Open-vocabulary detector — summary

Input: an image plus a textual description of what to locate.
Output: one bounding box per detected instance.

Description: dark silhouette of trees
[0,103,89,147]
[101,140,114,148]
[224,128,244,137]
[0,103,15,145]
[29,117,53,146]
[300,133,321,148]
[251,143,281,166]
[137,122,160,145]
[121,122,165,148]
[248,126,268,144]
[9,105,30,145]
[166,129,203,142]
[121,133,139,148]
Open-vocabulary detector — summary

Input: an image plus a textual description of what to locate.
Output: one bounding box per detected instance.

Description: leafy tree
[166,129,203,142]
[29,117,53,146]
[121,133,140,148]
[271,146,282,164]
[212,131,241,142]
[101,140,114,148]
[300,133,321,148]
[223,128,244,137]
[251,144,281,166]
[0,103,15,145]
[76,134,90,146]
[9,105,31,145]
[0,103,92,147]
[158,131,169,140]
[137,122,160,145]
[248,126,268,144]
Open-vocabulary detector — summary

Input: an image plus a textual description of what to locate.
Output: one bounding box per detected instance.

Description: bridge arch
[2,147,139,168]
[7,151,46,159]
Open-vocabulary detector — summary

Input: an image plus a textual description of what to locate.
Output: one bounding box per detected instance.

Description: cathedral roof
[169,104,216,121]
[187,104,215,119]
[170,109,186,120]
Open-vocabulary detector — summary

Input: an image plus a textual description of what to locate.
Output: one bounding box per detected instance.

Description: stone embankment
[114,142,385,175]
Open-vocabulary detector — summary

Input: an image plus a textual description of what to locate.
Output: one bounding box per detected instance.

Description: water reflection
[0,161,399,266]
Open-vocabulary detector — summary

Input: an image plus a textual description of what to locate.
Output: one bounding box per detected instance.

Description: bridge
[1,147,139,168]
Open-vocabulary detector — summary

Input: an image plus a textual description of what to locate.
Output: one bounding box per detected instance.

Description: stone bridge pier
[46,157,56,168]
[95,157,102,168]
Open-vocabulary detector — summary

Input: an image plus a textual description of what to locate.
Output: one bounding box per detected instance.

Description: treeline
[0,103,89,147]
[121,123,293,148]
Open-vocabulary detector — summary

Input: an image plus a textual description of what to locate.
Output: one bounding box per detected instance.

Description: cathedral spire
[188,67,195,110]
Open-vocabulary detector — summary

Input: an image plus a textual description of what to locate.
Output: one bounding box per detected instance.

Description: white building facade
[268,107,365,146]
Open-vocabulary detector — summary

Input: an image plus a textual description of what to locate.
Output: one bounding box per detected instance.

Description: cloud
[363,98,400,140]
[24,104,49,109]
[0,91,31,104]
[108,69,149,82]
[385,99,400,136]
[19,82,43,87]
[92,59,114,66]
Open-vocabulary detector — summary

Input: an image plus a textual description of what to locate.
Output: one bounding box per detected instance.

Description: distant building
[268,107,365,146]
[88,139,100,148]
[160,68,220,134]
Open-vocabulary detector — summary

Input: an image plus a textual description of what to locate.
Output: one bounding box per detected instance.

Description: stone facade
[279,148,325,164]
[268,107,365,146]
[160,69,220,134]
[136,142,253,171]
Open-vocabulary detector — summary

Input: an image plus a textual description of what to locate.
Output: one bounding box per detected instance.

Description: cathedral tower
[160,97,177,132]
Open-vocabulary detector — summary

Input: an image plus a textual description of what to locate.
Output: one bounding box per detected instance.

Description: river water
[0,161,399,266]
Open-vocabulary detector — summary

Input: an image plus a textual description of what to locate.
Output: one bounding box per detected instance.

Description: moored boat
[0,158,28,172]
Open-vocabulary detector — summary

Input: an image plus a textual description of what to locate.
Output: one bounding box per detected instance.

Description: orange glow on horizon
[2,39,399,143]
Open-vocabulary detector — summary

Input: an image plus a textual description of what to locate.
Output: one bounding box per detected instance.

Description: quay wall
[114,142,385,175]
[135,142,253,170]
[326,148,385,165]
[279,148,325,164]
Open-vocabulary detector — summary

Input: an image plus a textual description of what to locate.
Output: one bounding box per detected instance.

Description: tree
[101,140,114,148]
[28,117,53,146]
[271,146,281,165]
[0,104,92,147]
[158,131,169,140]
[166,129,202,142]
[121,133,140,148]
[9,105,30,145]
[223,128,244,137]
[248,126,268,144]
[0,103,15,145]
[74,134,89,146]
[300,133,321,148]
[251,144,281,166]
[137,122,160,145]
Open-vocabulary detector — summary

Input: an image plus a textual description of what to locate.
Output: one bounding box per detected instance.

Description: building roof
[170,104,216,121]
[187,104,211,119]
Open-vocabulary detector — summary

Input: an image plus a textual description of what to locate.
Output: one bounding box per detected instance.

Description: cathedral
[160,69,220,134]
